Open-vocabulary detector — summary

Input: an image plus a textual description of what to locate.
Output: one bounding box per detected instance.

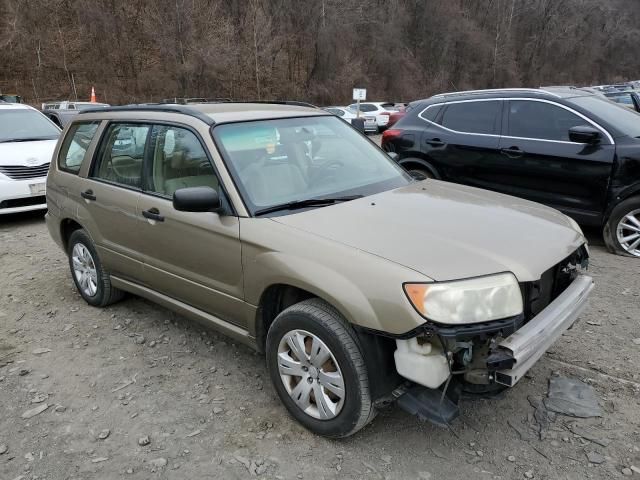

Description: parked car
[602,90,640,111]
[322,106,377,133]
[42,101,110,128]
[47,102,592,437]
[387,105,408,128]
[591,83,634,92]
[382,87,640,258]
[347,102,398,132]
[0,93,22,103]
[0,103,61,214]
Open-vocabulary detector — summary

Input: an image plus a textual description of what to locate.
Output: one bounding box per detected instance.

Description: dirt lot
[1,205,639,480]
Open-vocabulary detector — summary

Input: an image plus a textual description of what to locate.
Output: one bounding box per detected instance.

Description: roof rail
[225,100,319,108]
[77,104,215,125]
[159,97,232,105]
[432,88,561,99]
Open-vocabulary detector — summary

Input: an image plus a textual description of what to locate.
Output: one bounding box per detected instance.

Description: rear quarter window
[419,104,443,122]
[58,121,101,174]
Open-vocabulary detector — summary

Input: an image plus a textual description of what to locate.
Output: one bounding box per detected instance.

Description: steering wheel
[308,158,345,186]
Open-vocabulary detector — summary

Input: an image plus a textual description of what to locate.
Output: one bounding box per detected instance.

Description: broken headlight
[404,273,523,325]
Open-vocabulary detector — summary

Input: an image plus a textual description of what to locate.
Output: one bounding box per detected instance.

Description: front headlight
[404,273,523,324]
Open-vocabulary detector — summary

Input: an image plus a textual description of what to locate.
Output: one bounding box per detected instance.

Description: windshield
[213,116,410,215]
[0,109,60,142]
[569,95,640,138]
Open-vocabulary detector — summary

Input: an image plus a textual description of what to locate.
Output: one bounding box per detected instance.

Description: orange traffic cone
[90,87,96,103]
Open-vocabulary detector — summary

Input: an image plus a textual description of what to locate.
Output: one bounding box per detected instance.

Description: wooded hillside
[1,0,639,105]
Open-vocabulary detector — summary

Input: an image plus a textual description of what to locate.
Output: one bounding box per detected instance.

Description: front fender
[240,218,432,335]
[606,181,640,219]
[246,251,378,327]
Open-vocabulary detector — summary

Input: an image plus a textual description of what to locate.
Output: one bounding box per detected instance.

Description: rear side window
[91,123,150,189]
[507,101,587,142]
[352,104,376,112]
[58,122,100,174]
[440,101,501,134]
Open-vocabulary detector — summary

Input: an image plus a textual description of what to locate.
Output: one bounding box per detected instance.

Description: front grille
[522,245,589,320]
[0,195,46,209]
[0,163,50,180]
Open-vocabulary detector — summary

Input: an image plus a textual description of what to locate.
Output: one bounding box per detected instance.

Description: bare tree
[1,0,639,104]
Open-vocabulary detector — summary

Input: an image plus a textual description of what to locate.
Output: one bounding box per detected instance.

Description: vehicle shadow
[582,225,605,248]
[0,209,46,227]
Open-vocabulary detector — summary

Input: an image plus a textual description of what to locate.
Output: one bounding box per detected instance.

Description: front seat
[241,157,307,206]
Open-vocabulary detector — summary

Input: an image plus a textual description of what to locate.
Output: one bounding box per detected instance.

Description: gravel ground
[1,204,639,480]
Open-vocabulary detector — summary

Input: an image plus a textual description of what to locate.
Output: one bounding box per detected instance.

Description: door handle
[142,207,165,222]
[500,147,524,157]
[426,138,445,147]
[80,189,96,201]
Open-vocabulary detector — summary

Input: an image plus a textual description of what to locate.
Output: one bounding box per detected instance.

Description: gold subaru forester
[46,102,593,437]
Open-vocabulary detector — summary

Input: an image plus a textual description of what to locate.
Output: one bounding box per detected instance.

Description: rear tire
[400,159,437,180]
[603,197,640,257]
[266,298,375,438]
[67,229,125,307]
[407,168,434,180]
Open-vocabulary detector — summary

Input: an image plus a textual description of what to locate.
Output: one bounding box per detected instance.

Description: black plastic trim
[354,313,524,342]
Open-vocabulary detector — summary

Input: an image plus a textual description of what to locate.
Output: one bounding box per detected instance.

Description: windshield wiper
[0,137,56,143]
[254,195,363,216]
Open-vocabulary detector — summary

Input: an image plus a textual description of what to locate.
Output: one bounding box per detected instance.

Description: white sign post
[352,88,366,117]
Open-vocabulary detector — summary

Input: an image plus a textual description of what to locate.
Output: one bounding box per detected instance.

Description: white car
[0,103,61,214]
[323,106,377,133]
[347,102,399,132]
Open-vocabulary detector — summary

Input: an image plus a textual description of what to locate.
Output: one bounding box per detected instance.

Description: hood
[273,181,585,282]
[0,139,58,167]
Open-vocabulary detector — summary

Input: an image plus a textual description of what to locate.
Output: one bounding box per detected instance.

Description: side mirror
[568,125,601,144]
[387,151,399,162]
[173,187,221,213]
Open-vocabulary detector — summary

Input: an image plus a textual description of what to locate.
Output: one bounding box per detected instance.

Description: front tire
[67,229,125,307]
[603,197,640,257]
[266,298,375,438]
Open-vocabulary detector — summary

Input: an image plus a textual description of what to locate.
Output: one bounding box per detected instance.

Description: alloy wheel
[277,329,345,420]
[71,243,98,296]
[616,208,640,257]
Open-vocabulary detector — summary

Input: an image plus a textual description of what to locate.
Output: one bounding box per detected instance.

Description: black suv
[382,87,640,258]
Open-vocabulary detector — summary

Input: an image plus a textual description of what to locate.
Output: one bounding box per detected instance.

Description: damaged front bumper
[494,274,594,386]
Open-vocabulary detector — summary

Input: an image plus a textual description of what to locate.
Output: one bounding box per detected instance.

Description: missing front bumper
[495,274,594,386]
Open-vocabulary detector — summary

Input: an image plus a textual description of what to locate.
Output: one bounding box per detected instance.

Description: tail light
[381,129,402,150]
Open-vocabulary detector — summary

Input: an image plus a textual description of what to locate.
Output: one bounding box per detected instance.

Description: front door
[135,123,244,326]
[495,100,615,224]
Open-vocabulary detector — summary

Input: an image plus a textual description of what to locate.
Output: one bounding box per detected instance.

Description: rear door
[421,99,503,188]
[135,123,245,326]
[82,122,150,279]
[496,99,615,222]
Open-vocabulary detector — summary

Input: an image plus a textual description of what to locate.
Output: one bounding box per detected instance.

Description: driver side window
[92,123,150,189]
[145,125,219,198]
